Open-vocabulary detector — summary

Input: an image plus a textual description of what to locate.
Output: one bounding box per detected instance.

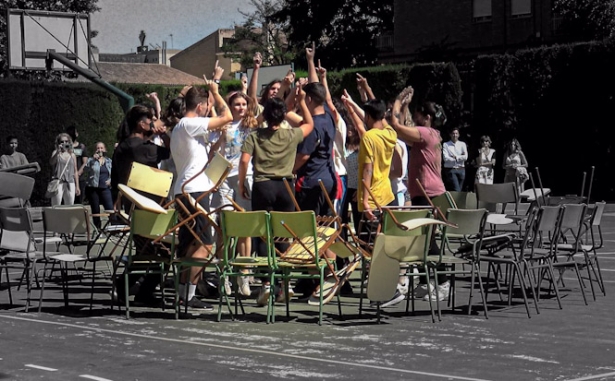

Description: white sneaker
[237,275,251,297]
[224,278,232,296]
[423,281,450,302]
[276,286,295,303]
[397,277,409,296]
[256,284,271,307]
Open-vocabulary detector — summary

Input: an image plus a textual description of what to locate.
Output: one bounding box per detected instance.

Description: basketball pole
[46,50,134,113]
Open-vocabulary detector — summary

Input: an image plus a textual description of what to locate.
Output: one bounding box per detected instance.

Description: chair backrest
[220,210,270,261]
[432,192,455,218]
[42,206,92,237]
[118,184,169,214]
[130,208,177,240]
[444,208,488,236]
[559,203,586,231]
[590,201,606,227]
[204,152,233,187]
[526,206,560,254]
[381,209,433,263]
[0,207,36,253]
[0,172,35,206]
[270,211,317,240]
[447,191,478,209]
[126,162,174,199]
[475,182,518,214]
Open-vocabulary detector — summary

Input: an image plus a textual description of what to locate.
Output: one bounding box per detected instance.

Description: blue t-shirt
[98,163,110,188]
[296,106,337,190]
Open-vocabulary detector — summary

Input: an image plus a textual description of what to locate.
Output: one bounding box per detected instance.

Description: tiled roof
[85,62,206,85]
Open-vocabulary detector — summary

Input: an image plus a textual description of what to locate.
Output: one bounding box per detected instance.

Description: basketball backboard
[7,9,91,71]
[247,63,294,95]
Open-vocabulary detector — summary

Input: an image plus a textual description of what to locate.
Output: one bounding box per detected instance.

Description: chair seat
[426,254,470,265]
[49,253,87,262]
[104,224,130,233]
[172,257,221,267]
[230,256,269,267]
[1,251,43,261]
[277,259,329,268]
[556,244,592,252]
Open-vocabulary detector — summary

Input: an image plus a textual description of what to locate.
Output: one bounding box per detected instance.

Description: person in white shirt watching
[442,127,467,192]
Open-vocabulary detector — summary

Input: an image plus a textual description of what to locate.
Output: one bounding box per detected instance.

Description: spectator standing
[85,142,113,229]
[0,136,28,169]
[475,135,496,185]
[442,127,467,191]
[66,126,88,204]
[503,138,529,192]
[49,133,80,206]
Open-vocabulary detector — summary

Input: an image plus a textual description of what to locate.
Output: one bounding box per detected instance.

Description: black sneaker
[181,296,214,311]
[134,293,163,308]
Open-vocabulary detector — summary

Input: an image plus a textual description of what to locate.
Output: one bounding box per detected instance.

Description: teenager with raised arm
[239,86,314,306]
[390,86,451,302]
[170,74,233,310]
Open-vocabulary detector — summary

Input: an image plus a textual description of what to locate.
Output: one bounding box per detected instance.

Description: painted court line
[25,364,57,371]
[564,370,615,381]
[1,314,491,381]
[80,375,113,381]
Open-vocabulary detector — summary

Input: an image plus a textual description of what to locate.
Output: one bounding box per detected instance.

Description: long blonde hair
[228,92,258,129]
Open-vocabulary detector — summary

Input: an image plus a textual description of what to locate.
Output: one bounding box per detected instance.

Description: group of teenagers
[61,44,482,310]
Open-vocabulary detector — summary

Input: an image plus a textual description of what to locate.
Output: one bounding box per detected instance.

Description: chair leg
[424,269,436,323]
[476,263,489,319]
[512,264,532,319]
[572,263,589,306]
[90,262,97,312]
[545,261,562,310]
[583,252,597,301]
[61,262,69,308]
[25,261,32,313]
[38,263,48,314]
[591,252,606,296]
[522,261,540,315]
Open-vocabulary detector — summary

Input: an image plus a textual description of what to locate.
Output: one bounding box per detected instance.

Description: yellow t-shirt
[358,124,397,211]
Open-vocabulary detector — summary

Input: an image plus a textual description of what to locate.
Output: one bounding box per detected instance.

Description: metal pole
[47,50,134,112]
[587,166,595,204]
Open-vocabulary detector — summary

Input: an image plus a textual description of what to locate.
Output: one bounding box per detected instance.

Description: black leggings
[251,179,296,257]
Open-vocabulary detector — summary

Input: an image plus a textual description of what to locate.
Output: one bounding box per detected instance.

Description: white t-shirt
[171,116,213,195]
[210,120,252,178]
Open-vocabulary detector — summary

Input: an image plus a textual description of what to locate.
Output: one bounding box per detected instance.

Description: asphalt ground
[1,211,614,381]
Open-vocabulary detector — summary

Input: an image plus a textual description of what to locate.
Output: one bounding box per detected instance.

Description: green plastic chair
[429,208,492,320]
[366,209,442,323]
[269,211,336,325]
[118,208,177,319]
[219,210,273,322]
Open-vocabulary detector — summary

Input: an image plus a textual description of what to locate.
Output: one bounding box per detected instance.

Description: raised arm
[306,42,319,83]
[277,68,295,100]
[356,74,376,101]
[341,89,366,137]
[391,86,422,144]
[296,87,314,138]
[317,60,339,123]
[207,80,233,130]
[248,52,262,105]
[146,92,161,120]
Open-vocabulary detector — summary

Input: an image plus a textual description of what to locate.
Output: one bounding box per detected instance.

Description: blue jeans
[86,187,114,228]
[444,168,465,192]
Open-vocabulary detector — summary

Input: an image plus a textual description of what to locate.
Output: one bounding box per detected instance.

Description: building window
[473,0,492,22]
[511,0,532,17]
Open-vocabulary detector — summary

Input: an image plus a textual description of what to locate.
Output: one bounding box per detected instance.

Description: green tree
[270,0,393,70]
[222,0,294,70]
[0,0,100,78]
[554,0,615,41]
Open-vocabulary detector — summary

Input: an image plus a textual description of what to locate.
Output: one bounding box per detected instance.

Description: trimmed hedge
[468,39,615,200]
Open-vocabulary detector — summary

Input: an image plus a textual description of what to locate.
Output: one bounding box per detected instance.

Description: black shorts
[175,192,214,257]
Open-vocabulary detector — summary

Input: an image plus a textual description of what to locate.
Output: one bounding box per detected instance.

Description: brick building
[385,0,562,62]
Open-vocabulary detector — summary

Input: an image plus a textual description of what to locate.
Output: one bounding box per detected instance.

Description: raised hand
[212,60,224,80]
[397,85,414,105]
[298,77,309,87]
[316,59,327,79]
[341,89,353,103]
[357,73,370,89]
[305,42,315,61]
[241,74,248,92]
[283,68,295,86]
[253,52,263,68]
[146,92,159,101]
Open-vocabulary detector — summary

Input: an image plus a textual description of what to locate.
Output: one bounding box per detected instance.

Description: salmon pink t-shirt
[408,126,446,198]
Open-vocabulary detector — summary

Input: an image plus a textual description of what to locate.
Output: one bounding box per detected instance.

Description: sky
[91,0,254,53]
